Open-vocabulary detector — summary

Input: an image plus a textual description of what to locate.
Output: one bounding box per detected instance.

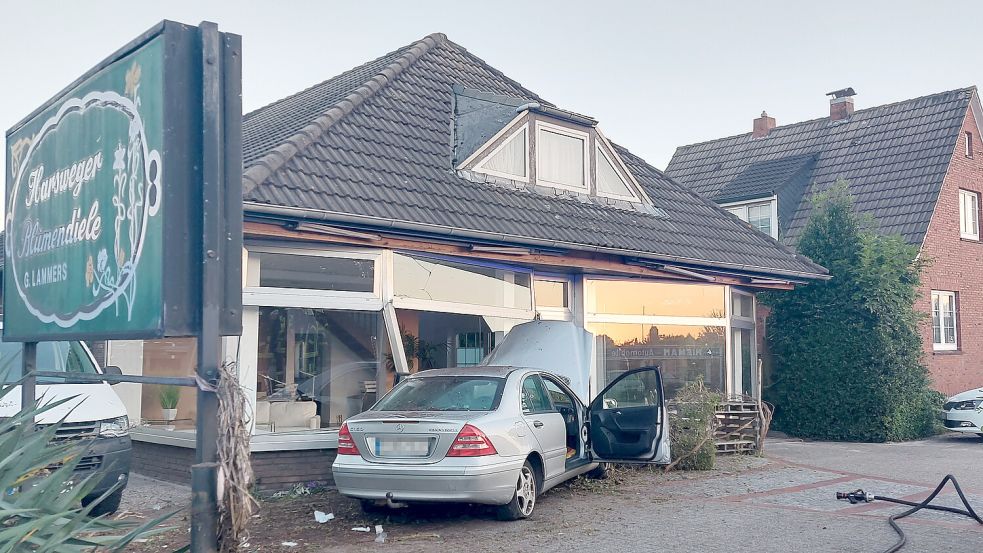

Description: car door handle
[533,420,544,428]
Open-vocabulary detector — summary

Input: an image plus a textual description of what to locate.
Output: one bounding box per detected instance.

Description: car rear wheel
[496,461,537,521]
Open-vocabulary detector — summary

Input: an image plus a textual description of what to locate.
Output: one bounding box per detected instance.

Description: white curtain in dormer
[596,147,634,197]
[482,127,526,178]
[539,129,585,187]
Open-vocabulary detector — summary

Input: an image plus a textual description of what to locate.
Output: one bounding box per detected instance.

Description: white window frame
[931,290,958,351]
[242,245,383,310]
[535,121,590,192]
[720,196,779,240]
[594,144,641,202]
[583,279,762,399]
[471,125,530,183]
[391,252,536,321]
[959,189,979,241]
[533,276,574,321]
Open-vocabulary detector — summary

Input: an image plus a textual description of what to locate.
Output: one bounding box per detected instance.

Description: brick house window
[966,131,974,158]
[959,189,979,240]
[931,290,958,351]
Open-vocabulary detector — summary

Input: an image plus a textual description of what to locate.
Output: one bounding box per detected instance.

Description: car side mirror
[103,365,123,384]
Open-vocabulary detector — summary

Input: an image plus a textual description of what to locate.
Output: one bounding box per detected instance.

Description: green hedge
[762,181,936,442]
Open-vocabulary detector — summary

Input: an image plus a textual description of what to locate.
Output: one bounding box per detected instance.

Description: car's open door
[586,367,669,464]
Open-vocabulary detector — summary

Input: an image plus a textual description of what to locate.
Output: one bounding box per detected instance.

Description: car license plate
[369,437,430,457]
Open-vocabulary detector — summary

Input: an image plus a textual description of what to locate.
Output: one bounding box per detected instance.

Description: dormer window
[473,126,528,181]
[536,122,588,191]
[457,98,647,205]
[595,145,635,199]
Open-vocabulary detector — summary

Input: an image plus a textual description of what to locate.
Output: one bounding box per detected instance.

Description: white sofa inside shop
[254,400,320,432]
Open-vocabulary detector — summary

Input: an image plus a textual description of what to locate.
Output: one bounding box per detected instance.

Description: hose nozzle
[836,489,874,504]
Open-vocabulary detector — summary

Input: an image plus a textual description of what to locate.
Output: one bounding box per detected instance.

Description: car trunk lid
[344,411,487,464]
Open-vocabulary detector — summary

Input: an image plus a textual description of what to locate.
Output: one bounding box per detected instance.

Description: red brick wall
[132,441,338,492]
[917,104,983,395]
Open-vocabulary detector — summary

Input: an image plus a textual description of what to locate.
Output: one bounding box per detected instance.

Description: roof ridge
[437,36,553,107]
[242,32,446,193]
[673,86,976,154]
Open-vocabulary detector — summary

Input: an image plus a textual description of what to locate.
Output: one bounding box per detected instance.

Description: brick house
[665,87,983,395]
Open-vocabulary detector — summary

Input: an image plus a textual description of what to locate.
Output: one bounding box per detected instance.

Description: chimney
[826,87,856,121]
[752,111,776,138]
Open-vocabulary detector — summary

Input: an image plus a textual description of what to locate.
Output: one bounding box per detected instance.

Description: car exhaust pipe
[385,492,408,509]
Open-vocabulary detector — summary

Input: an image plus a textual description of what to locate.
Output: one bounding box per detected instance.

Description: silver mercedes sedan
[332,365,669,520]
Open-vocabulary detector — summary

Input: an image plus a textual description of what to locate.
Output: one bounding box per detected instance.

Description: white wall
[105,340,143,422]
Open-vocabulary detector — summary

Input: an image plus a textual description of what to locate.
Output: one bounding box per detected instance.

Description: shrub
[0,376,172,549]
[762,180,936,441]
[666,379,720,471]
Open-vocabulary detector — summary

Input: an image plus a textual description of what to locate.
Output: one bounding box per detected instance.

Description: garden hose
[835,474,983,553]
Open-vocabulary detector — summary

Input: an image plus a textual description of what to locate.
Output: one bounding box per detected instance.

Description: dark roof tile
[666,87,973,245]
[241,34,825,280]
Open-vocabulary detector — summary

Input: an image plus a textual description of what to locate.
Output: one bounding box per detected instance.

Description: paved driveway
[360,433,983,553]
[124,433,983,552]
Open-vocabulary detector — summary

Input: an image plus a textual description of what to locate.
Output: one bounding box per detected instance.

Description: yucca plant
[0,370,174,551]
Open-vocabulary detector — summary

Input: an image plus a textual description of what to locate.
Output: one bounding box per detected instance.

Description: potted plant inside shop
[159,385,180,423]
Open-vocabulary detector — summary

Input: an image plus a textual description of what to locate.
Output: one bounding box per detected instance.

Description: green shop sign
[7,40,164,337]
[4,22,237,341]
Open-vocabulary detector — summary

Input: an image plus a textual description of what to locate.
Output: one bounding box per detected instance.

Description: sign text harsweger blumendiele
[4,22,214,341]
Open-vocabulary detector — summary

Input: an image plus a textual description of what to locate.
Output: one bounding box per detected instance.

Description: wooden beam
[243,221,795,290]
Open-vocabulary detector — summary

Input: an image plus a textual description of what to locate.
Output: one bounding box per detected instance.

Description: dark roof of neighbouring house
[240,33,826,280]
[665,88,977,245]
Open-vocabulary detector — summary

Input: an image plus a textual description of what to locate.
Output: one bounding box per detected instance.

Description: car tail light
[337,423,360,455]
[447,424,498,457]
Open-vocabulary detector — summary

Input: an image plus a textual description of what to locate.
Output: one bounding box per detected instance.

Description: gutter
[244,201,831,282]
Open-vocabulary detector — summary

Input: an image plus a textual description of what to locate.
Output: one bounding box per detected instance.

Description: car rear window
[373,376,505,412]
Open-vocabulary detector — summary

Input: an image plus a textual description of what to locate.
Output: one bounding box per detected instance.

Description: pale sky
[3,0,982,211]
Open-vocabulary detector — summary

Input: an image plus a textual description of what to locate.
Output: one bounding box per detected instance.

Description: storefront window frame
[583,277,759,400]
[533,274,574,322]
[391,252,536,321]
[727,288,757,399]
[243,244,383,310]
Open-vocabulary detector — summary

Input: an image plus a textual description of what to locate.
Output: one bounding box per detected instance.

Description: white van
[0,336,131,515]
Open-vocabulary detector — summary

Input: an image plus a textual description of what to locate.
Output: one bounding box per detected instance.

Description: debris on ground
[313,510,334,523]
[390,532,441,542]
[351,526,371,532]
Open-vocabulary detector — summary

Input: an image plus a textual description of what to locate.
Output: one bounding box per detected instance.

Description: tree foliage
[666,378,719,471]
[763,180,936,441]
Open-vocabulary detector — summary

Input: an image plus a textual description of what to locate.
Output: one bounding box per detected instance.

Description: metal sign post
[20,342,36,430]
[190,21,226,552]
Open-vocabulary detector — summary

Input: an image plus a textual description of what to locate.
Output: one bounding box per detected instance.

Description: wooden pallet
[714,400,761,455]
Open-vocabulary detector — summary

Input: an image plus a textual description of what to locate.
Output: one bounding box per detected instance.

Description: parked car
[942,386,983,436]
[0,334,131,516]
[332,365,670,520]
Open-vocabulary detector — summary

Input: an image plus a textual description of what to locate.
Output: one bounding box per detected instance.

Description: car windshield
[0,341,99,384]
[373,376,505,412]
